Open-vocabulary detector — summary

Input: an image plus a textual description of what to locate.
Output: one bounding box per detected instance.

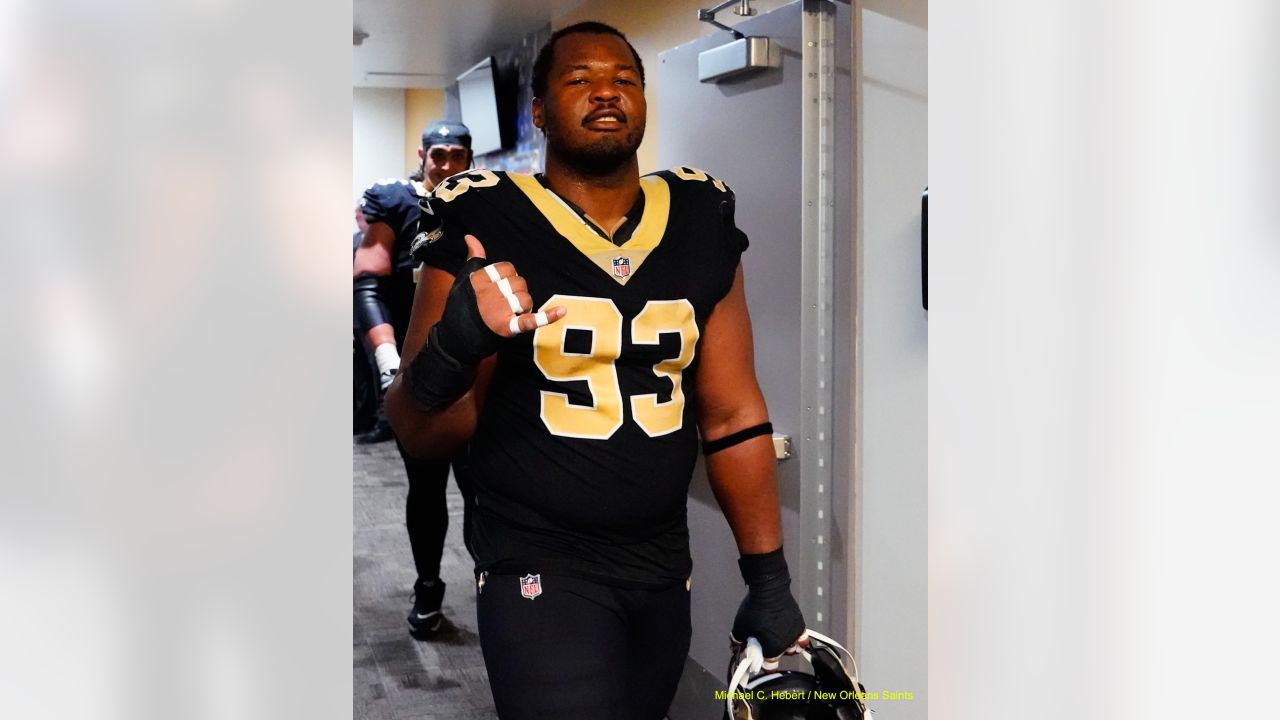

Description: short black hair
[531,21,645,99]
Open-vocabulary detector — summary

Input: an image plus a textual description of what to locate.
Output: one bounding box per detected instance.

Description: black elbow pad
[354,273,392,332]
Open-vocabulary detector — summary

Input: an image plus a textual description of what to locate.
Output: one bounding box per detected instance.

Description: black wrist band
[703,421,773,456]
[738,545,789,587]
[404,325,478,411]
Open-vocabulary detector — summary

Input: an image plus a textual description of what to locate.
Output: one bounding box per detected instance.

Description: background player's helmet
[724,631,872,720]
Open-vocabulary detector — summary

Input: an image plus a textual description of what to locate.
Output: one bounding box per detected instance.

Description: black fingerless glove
[731,546,807,659]
[432,256,505,365]
[403,257,504,411]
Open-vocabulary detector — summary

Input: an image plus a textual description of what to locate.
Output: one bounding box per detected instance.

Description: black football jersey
[416,167,748,588]
[359,178,428,343]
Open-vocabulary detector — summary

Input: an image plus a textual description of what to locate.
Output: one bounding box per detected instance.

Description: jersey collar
[508,173,671,285]
[532,173,646,245]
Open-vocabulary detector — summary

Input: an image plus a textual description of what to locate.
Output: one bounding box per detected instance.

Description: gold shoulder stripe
[630,175,671,252]
[508,173,613,254]
[508,174,671,285]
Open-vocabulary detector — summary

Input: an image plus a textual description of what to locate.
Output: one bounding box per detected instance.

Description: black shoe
[407,579,446,638]
[356,419,393,444]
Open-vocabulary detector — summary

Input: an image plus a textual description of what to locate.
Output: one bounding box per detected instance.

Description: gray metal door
[656,2,853,717]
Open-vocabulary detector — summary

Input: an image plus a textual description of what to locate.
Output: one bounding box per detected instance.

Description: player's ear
[532,97,544,130]
[418,147,425,161]
[467,150,474,168]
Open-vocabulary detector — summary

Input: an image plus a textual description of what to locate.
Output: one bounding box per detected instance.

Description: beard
[544,104,645,176]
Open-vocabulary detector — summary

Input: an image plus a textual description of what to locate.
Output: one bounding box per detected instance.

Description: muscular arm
[353,223,396,348]
[695,264,782,555]
[384,265,495,458]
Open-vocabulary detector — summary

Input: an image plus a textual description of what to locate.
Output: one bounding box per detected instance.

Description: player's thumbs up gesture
[423,234,567,373]
[462,234,567,338]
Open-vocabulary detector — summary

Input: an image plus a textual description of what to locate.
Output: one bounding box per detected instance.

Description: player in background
[355,120,474,637]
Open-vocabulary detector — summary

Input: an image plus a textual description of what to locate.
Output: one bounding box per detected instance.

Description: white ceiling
[353,0,583,89]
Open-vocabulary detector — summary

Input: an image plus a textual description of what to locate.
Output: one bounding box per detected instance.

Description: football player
[386,22,806,719]
[354,119,474,638]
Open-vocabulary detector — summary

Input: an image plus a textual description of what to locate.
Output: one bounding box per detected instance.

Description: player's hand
[731,587,808,664]
[462,234,566,337]
[429,234,566,366]
[378,367,397,392]
[373,343,400,392]
[730,546,807,663]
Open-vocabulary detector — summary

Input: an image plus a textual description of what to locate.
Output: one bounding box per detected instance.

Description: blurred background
[0,0,350,718]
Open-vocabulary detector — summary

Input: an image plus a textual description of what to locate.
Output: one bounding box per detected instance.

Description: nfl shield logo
[611,255,631,279]
[519,574,543,600]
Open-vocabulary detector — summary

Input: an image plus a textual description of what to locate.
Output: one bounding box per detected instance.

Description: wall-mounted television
[457,56,516,156]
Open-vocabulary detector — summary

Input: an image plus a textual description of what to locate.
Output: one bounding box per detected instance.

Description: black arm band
[403,325,478,411]
[738,545,790,588]
[702,421,773,456]
[354,273,392,332]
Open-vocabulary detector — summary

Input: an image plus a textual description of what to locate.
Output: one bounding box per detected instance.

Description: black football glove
[431,256,505,366]
[731,546,807,659]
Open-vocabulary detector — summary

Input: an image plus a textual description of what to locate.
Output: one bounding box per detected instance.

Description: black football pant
[397,442,475,582]
[477,572,691,720]
[352,333,378,434]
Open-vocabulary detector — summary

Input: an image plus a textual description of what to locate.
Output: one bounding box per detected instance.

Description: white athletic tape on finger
[484,264,501,282]
[495,277,524,314]
[509,312,550,335]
